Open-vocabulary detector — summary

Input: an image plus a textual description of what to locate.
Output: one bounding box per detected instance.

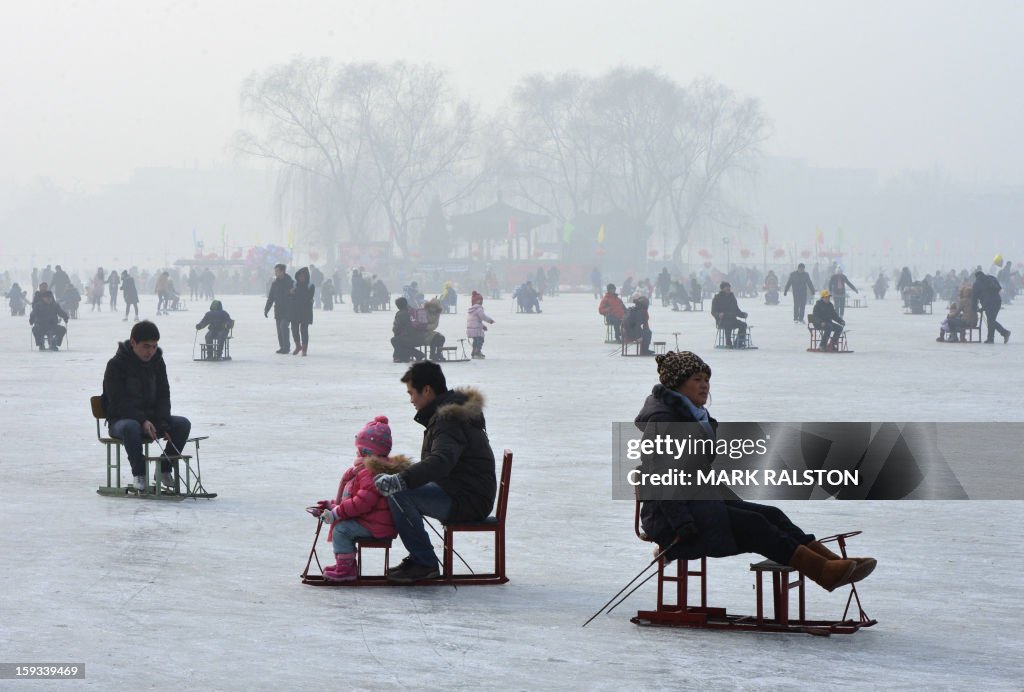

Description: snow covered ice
[1,290,1022,689]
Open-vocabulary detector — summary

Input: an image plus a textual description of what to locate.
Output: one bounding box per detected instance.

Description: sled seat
[964,312,986,343]
[442,449,512,581]
[715,324,754,349]
[807,321,850,352]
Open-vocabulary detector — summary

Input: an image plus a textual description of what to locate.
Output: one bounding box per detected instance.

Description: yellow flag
[597,225,606,244]
[287,228,295,249]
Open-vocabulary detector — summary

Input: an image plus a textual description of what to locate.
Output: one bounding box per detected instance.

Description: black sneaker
[1004,331,1011,344]
[386,560,440,583]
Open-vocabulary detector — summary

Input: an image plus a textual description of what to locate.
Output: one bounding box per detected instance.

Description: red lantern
[739,248,752,259]
[800,249,811,259]
[309,251,320,262]
[648,250,659,258]
[702,261,712,269]
[698,248,711,259]
[773,248,786,259]
[595,248,607,256]
[411,251,421,259]
[533,250,544,258]
[471,249,482,258]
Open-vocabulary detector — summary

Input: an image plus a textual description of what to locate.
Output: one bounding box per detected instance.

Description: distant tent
[450,198,550,260]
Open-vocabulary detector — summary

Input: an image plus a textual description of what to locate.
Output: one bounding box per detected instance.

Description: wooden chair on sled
[301,449,513,586]
[630,491,876,635]
[91,395,216,500]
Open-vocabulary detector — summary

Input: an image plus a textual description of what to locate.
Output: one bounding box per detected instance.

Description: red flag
[507,215,517,239]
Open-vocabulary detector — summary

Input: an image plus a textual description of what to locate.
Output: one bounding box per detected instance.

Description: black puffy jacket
[401,388,497,521]
[102,341,173,433]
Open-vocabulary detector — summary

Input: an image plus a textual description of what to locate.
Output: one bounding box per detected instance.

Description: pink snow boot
[323,553,357,582]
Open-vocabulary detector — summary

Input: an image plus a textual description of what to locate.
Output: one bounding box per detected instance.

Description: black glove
[676,521,699,544]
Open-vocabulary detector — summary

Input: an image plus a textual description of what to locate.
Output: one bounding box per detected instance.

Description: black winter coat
[264,274,294,319]
[401,388,497,521]
[635,384,738,562]
[783,270,814,298]
[121,276,139,304]
[102,341,173,433]
[291,282,315,324]
[811,299,843,327]
[973,274,1002,311]
[196,309,234,335]
[29,300,68,329]
[710,292,746,323]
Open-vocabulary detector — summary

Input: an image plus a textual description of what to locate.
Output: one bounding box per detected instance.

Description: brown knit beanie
[655,351,711,390]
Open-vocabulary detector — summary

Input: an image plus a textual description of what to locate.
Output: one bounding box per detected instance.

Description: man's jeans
[109,415,191,477]
[388,483,453,567]
[275,318,291,350]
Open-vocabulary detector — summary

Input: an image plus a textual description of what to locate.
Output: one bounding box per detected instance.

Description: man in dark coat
[391,297,425,362]
[29,290,69,350]
[195,300,235,359]
[811,290,845,351]
[102,320,191,492]
[710,281,748,348]
[783,263,815,322]
[828,268,858,318]
[972,271,1011,343]
[121,271,139,322]
[373,362,497,583]
[263,263,294,354]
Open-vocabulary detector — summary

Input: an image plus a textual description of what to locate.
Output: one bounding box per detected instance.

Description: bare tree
[235,57,378,263]
[665,78,770,262]
[352,62,484,257]
[502,72,607,224]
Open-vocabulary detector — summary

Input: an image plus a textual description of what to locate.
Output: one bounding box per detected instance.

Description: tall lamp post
[722,236,731,277]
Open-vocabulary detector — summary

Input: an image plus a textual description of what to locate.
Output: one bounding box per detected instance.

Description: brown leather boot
[788,544,856,592]
[806,540,877,584]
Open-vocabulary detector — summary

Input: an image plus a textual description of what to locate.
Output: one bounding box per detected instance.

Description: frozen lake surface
[1,289,1021,690]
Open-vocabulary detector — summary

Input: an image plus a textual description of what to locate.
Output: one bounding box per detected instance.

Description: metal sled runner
[301,449,512,586]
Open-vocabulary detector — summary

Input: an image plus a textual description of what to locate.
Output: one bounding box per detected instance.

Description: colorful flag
[562,221,575,243]
[815,227,824,246]
[597,225,606,244]
[507,215,517,239]
[762,224,769,245]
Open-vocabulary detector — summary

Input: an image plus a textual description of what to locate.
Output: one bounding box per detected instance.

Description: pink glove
[320,507,341,523]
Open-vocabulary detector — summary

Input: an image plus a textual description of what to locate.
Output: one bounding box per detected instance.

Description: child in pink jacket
[466,290,495,359]
[310,416,410,581]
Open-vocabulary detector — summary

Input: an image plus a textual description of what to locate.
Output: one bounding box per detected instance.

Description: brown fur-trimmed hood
[362,454,412,475]
[432,387,486,426]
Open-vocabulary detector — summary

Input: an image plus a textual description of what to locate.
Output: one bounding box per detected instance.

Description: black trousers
[725,500,814,564]
[792,294,807,321]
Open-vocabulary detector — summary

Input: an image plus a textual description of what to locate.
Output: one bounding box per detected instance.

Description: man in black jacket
[811,290,845,351]
[29,290,69,350]
[972,271,1011,344]
[263,264,293,354]
[710,282,748,348]
[783,263,815,322]
[102,320,191,492]
[391,297,426,362]
[374,362,497,582]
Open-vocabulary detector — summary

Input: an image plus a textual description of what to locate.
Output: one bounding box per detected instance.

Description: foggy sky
[2,0,1021,189]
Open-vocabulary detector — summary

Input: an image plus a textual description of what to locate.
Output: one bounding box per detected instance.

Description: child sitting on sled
[308,416,410,581]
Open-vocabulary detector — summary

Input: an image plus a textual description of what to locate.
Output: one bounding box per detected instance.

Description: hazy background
[1,0,1022,269]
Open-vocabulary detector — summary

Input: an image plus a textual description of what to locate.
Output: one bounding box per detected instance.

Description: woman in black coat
[290,267,315,356]
[635,351,875,591]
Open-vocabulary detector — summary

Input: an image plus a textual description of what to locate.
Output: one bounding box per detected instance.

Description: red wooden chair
[442,449,512,583]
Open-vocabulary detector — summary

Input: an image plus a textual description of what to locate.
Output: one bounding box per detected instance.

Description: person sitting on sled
[636,350,877,592]
[195,300,235,359]
[308,416,410,582]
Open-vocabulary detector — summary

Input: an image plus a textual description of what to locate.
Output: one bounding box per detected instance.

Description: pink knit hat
[471,291,483,305]
[355,416,392,457]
